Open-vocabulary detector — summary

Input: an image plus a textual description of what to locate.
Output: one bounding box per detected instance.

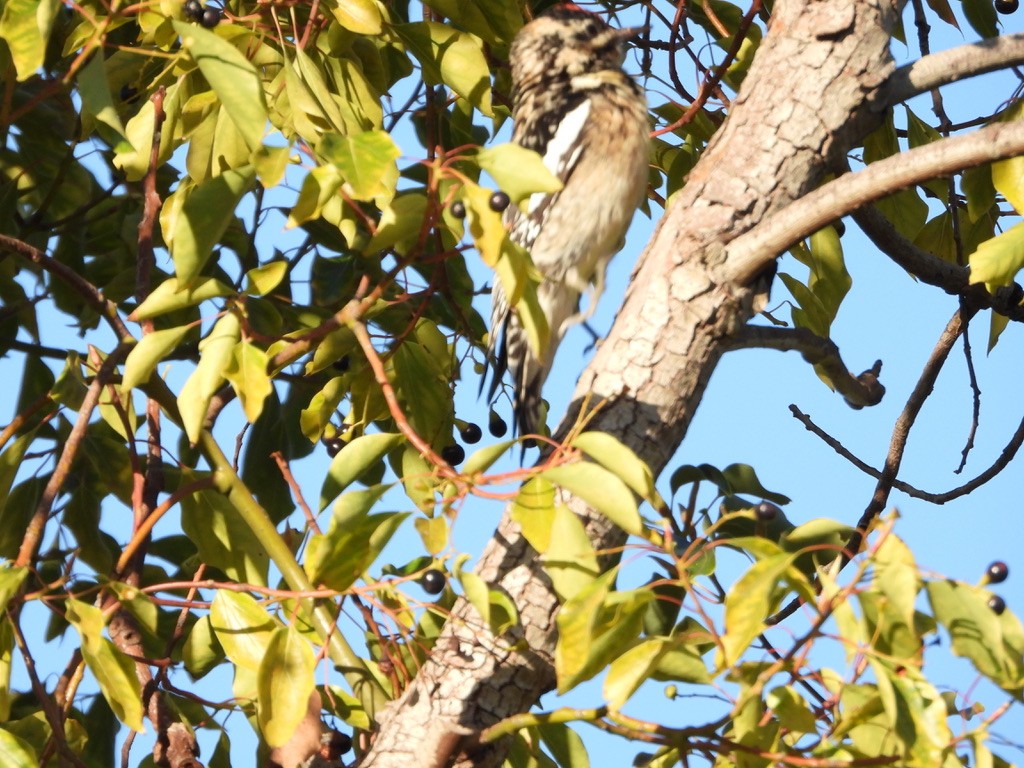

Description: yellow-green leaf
[0,0,61,80]
[77,51,129,142]
[477,143,562,203]
[65,600,145,732]
[257,626,316,748]
[968,222,1024,291]
[244,261,289,296]
[171,165,256,285]
[178,312,242,443]
[122,325,192,391]
[0,727,36,768]
[173,20,269,151]
[210,591,279,670]
[129,276,233,321]
[329,0,383,35]
[571,432,664,511]
[604,638,669,712]
[224,341,273,423]
[319,432,404,510]
[320,130,400,203]
[540,462,643,536]
[717,553,795,668]
[394,22,493,116]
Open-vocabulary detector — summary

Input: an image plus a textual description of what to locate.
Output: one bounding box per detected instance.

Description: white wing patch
[526,100,591,216]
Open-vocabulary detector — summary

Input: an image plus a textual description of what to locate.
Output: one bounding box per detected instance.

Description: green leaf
[989,308,1010,353]
[962,164,996,223]
[257,626,316,748]
[180,480,271,587]
[961,0,998,38]
[557,579,652,693]
[462,439,517,476]
[968,222,1024,291]
[122,326,192,391]
[511,489,599,602]
[171,166,255,285]
[537,723,589,768]
[604,638,669,711]
[209,591,279,670]
[717,553,795,668]
[287,165,344,229]
[0,727,36,768]
[223,341,273,423]
[926,580,1024,692]
[992,108,1024,214]
[925,0,959,27]
[65,600,145,732]
[767,686,818,733]
[319,432,404,510]
[571,432,664,511]
[414,515,448,556]
[77,51,129,142]
[476,143,563,203]
[320,131,400,203]
[173,20,269,151]
[306,509,409,591]
[540,462,643,536]
[394,22,493,116]
[0,0,61,80]
[329,0,383,34]
[129,276,234,321]
[244,261,289,296]
[0,569,27,617]
[178,312,242,443]
[457,570,518,635]
[254,144,292,189]
[366,192,428,253]
[181,614,224,679]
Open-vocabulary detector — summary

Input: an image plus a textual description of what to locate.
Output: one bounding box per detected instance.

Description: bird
[486,3,650,440]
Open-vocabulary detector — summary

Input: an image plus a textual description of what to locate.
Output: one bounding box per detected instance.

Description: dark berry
[996,0,1018,14]
[488,410,508,438]
[420,569,446,595]
[833,219,846,237]
[440,444,465,465]
[987,561,1010,584]
[755,502,778,522]
[459,422,482,444]
[449,200,466,219]
[323,437,343,457]
[324,731,352,758]
[184,0,203,20]
[199,6,221,27]
[332,355,350,372]
[988,595,1007,615]
[489,191,510,212]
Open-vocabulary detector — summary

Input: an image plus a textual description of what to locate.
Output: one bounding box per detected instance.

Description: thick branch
[725,120,1024,285]
[727,326,884,409]
[883,33,1024,106]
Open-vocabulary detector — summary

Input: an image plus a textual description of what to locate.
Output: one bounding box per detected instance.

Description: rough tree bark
[361,2,1024,765]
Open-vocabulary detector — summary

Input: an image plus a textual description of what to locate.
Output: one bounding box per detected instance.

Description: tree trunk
[360,2,905,765]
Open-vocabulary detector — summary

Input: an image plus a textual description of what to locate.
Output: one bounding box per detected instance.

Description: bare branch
[727,326,884,408]
[790,405,1024,505]
[850,204,1024,320]
[724,120,1024,285]
[883,33,1024,107]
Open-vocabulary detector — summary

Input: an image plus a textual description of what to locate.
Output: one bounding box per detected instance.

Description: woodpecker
[487,3,649,439]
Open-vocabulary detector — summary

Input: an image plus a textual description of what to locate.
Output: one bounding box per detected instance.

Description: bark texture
[360,1,905,765]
